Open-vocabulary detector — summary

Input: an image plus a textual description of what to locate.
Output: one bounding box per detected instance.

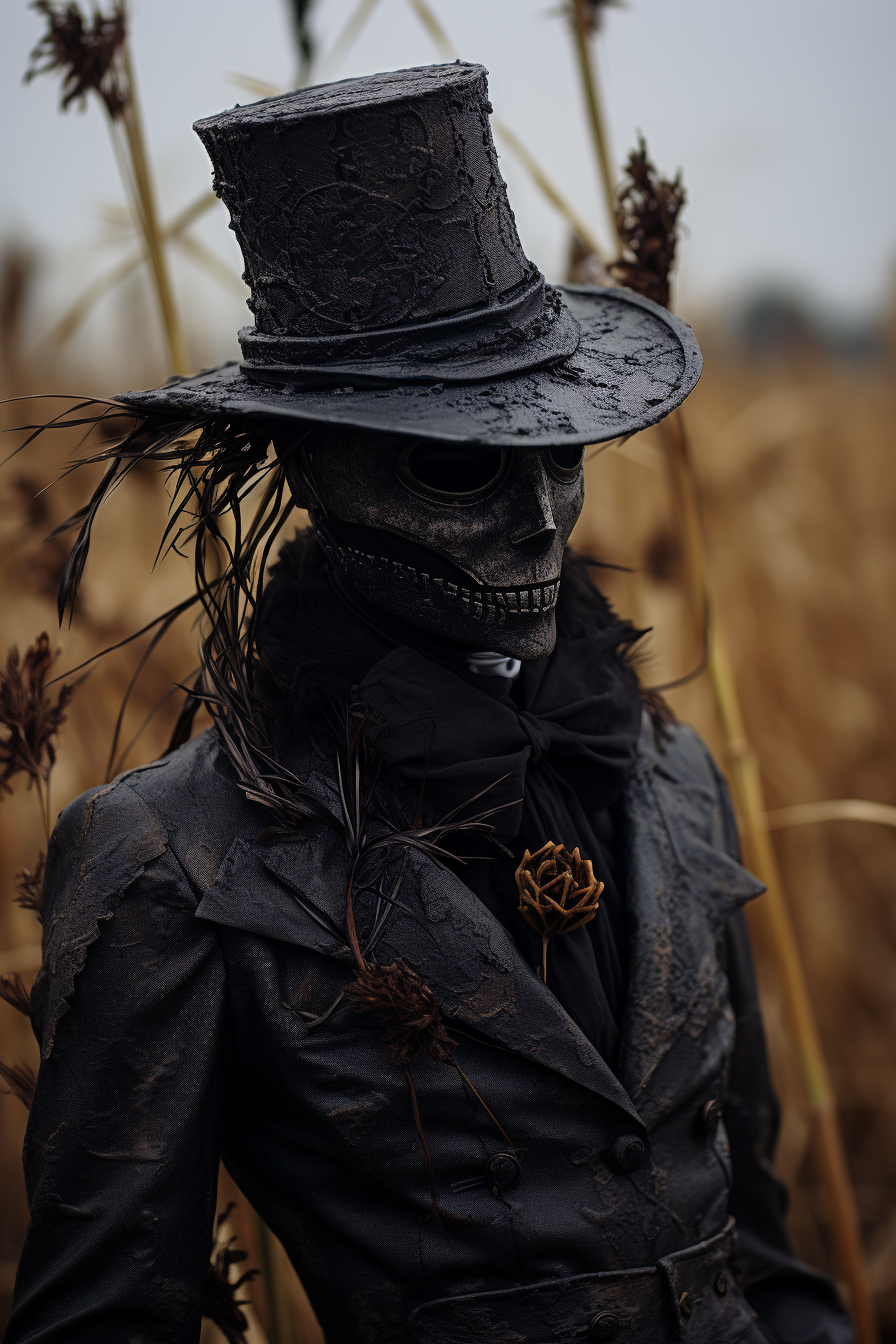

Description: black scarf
[256,532,644,1067]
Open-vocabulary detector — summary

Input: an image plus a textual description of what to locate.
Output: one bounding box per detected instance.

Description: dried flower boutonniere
[515,841,603,983]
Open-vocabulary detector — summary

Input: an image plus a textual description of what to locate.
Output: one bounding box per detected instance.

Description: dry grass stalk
[571,109,879,1335]
[491,120,605,260]
[661,359,879,1344]
[569,0,622,252]
[765,800,896,832]
[46,189,221,350]
[25,1,187,373]
[577,0,626,32]
[317,0,382,80]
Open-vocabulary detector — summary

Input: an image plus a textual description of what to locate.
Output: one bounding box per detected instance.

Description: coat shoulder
[639,714,719,789]
[34,731,257,1059]
[636,714,742,861]
[104,728,270,893]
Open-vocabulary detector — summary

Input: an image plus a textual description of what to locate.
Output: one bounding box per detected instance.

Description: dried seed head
[25,1,129,120]
[0,635,75,797]
[346,961,456,1065]
[609,135,686,310]
[200,1203,258,1344]
[576,0,626,34]
[15,854,47,921]
[515,840,603,941]
[0,973,32,1018]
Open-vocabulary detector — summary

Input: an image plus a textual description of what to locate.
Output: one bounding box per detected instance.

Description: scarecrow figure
[5,64,852,1344]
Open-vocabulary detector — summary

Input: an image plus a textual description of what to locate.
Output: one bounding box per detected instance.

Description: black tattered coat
[6,719,849,1344]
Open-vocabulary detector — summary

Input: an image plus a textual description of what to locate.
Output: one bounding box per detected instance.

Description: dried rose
[515,841,603,982]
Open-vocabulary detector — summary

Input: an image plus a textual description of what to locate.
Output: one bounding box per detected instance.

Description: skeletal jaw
[318,531,560,626]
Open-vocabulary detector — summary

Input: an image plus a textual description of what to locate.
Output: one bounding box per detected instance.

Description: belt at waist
[406,1218,759,1344]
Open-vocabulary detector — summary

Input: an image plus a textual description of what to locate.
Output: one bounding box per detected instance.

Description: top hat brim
[116,287,702,448]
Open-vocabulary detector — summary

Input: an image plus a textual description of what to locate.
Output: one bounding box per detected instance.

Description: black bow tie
[359,626,641,842]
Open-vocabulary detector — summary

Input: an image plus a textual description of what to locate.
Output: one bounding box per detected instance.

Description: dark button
[714,1271,728,1297]
[678,1291,693,1318]
[702,1098,722,1136]
[484,1152,521,1192]
[610,1135,646,1173]
[588,1312,620,1342]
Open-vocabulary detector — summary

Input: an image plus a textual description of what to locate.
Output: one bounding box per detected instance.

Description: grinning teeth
[317,532,560,622]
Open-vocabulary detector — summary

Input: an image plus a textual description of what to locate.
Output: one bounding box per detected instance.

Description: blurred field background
[1,0,896,1340]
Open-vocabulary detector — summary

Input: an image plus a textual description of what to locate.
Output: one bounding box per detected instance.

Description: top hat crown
[193,63,581,387]
[119,64,702,447]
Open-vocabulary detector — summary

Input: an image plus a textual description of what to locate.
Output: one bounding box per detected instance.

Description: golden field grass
[1,331,895,1340]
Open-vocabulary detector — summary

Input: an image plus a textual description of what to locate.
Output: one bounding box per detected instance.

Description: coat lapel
[195,718,762,1130]
[618,723,766,1114]
[196,818,642,1127]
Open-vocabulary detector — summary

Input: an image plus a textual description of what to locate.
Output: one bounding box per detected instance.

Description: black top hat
[119,63,702,446]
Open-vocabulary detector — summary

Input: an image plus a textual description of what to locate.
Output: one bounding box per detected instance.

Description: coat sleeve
[706,757,854,1344]
[5,778,231,1344]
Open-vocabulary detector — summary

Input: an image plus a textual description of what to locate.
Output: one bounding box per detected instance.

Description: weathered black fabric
[358,640,640,1069]
[6,717,852,1344]
[117,287,704,449]
[5,538,853,1344]
[261,533,643,1064]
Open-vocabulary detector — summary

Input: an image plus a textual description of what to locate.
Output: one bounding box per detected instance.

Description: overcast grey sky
[2,0,894,375]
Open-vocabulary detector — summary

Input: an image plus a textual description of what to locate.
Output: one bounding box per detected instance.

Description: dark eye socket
[406,444,504,494]
[549,444,585,472]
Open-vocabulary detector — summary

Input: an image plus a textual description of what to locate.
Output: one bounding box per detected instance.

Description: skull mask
[282,428,586,660]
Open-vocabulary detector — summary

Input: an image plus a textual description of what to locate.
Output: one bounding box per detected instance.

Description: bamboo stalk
[116,35,188,374]
[569,0,622,253]
[661,407,879,1344]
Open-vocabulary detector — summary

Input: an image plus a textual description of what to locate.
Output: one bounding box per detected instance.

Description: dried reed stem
[318,0,383,80]
[765,800,896,831]
[660,406,879,1344]
[569,0,622,252]
[492,119,604,259]
[116,35,187,375]
[254,1213,291,1344]
[46,185,218,348]
[401,0,608,259]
